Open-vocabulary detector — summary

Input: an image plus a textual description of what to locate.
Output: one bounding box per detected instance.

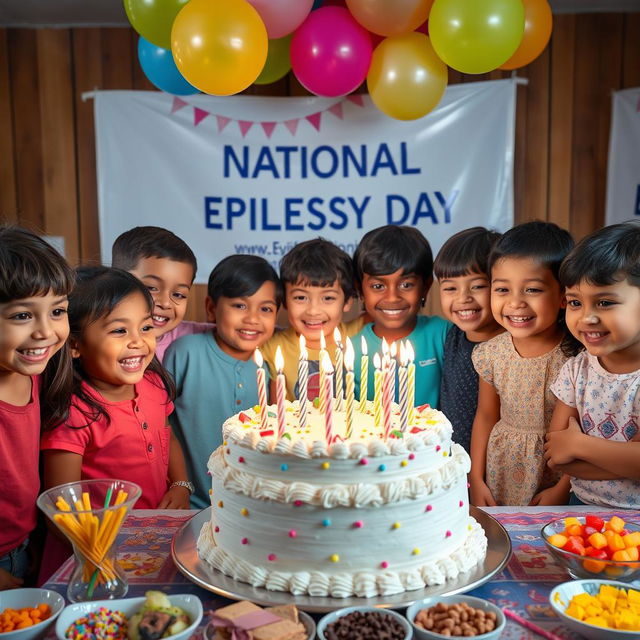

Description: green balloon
[429,0,525,74]
[255,36,292,85]
[124,0,190,50]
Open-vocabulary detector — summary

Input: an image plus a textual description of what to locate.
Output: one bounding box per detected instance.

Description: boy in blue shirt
[164,255,282,508]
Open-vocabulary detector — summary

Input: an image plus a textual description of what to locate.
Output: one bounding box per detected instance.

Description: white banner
[606,87,640,225]
[95,80,516,284]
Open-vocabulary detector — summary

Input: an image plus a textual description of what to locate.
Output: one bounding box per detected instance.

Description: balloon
[124,0,190,50]
[429,0,525,74]
[246,0,314,38]
[171,0,268,96]
[255,36,292,85]
[367,32,447,120]
[500,0,552,69]
[345,0,433,37]
[138,36,198,95]
[291,7,372,97]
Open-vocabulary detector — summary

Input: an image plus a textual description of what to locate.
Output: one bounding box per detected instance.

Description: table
[44,506,640,639]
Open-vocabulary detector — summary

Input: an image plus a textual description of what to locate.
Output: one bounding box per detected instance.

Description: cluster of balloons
[125,0,552,121]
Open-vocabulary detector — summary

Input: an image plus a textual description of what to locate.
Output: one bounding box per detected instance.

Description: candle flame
[254,348,263,367]
[321,350,334,374]
[406,340,415,362]
[399,342,408,366]
[381,337,389,356]
[299,334,308,360]
[344,337,354,370]
[373,352,382,369]
[390,341,397,357]
[333,326,342,346]
[320,331,326,351]
[361,335,367,355]
[275,345,284,373]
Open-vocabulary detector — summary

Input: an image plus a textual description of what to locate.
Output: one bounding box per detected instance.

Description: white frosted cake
[197,400,487,598]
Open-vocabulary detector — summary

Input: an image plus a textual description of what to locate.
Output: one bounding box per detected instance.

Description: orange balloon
[500,0,552,69]
[345,0,434,37]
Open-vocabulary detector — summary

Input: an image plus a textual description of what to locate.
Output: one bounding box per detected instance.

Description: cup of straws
[37,479,141,603]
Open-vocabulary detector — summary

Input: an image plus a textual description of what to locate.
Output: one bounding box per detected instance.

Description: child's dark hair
[489,220,581,356]
[434,227,502,279]
[279,238,356,301]
[0,225,76,430]
[559,220,640,289]
[44,266,175,430]
[208,254,283,305]
[353,225,433,291]
[111,226,198,282]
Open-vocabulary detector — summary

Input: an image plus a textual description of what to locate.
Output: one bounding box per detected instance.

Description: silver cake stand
[171,506,511,613]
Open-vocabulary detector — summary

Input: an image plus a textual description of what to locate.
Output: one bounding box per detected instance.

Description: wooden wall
[1,14,639,320]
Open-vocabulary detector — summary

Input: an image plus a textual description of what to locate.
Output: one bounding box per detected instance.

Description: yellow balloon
[367,33,448,121]
[171,0,268,96]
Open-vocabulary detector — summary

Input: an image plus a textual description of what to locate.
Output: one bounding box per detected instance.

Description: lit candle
[406,341,415,426]
[398,342,409,433]
[359,336,368,413]
[333,327,344,411]
[389,341,397,402]
[319,331,327,414]
[373,352,382,428]
[344,338,355,439]
[298,335,308,430]
[321,351,334,445]
[275,346,286,439]
[382,353,393,439]
[253,349,268,431]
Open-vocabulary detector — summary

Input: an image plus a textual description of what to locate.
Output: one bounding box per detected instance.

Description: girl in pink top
[0,226,74,590]
[41,266,191,509]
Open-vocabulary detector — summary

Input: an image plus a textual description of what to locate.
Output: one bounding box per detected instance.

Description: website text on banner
[95,79,516,283]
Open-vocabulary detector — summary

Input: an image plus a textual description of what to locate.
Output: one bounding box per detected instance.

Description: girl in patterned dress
[545,221,640,508]
[469,222,580,506]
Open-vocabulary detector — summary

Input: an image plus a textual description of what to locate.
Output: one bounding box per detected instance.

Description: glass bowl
[541,518,640,582]
[0,588,65,640]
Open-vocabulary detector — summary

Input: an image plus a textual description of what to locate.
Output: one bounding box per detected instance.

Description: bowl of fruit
[542,515,640,581]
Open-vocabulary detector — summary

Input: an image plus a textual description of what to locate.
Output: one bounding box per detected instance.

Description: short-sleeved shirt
[0,377,40,556]
[164,331,262,509]
[155,320,215,362]
[352,315,451,409]
[440,325,483,454]
[261,317,366,402]
[40,374,173,509]
[550,351,640,509]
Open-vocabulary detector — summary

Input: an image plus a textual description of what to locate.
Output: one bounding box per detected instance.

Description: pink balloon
[291,6,372,97]
[247,0,314,38]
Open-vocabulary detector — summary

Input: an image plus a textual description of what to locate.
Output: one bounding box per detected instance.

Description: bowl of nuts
[406,595,505,639]
[316,606,412,640]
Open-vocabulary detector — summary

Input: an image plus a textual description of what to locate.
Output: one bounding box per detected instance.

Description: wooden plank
[513,66,528,224]
[101,28,134,89]
[9,29,45,231]
[72,28,103,264]
[0,29,18,223]
[37,29,79,264]
[548,14,575,232]
[622,13,640,88]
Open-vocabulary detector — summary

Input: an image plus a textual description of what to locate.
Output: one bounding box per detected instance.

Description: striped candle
[275,346,286,439]
[344,338,355,439]
[406,341,415,426]
[253,349,268,431]
[389,341,397,402]
[319,331,327,414]
[321,351,334,445]
[398,342,409,432]
[297,335,308,430]
[373,353,382,427]
[382,354,393,439]
[333,327,344,411]
[359,336,368,413]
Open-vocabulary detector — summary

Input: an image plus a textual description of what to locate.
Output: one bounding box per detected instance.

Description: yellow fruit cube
[606,516,626,533]
[564,517,582,529]
[628,589,640,605]
[574,593,597,607]
[584,616,608,627]
[565,603,585,620]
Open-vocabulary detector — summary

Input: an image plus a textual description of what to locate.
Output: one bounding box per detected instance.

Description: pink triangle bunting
[194,107,210,126]
[261,122,277,138]
[346,94,365,107]
[328,103,344,119]
[284,118,299,136]
[171,96,188,114]
[216,115,231,133]
[238,120,254,137]
[306,112,322,131]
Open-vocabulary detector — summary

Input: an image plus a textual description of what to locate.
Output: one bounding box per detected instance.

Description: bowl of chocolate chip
[317,606,412,640]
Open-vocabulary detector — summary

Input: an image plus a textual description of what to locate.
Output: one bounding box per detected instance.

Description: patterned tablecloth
[43,506,640,639]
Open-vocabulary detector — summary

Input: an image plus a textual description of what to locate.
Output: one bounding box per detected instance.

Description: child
[164,255,282,508]
[261,238,364,402]
[434,227,504,453]
[41,266,191,510]
[470,221,580,507]
[352,225,450,409]
[0,226,74,590]
[545,221,640,508]
[112,226,213,361]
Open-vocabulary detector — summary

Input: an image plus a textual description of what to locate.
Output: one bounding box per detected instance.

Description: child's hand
[469,479,497,507]
[530,483,570,506]
[0,567,23,590]
[544,417,584,467]
[158,486,190,509]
